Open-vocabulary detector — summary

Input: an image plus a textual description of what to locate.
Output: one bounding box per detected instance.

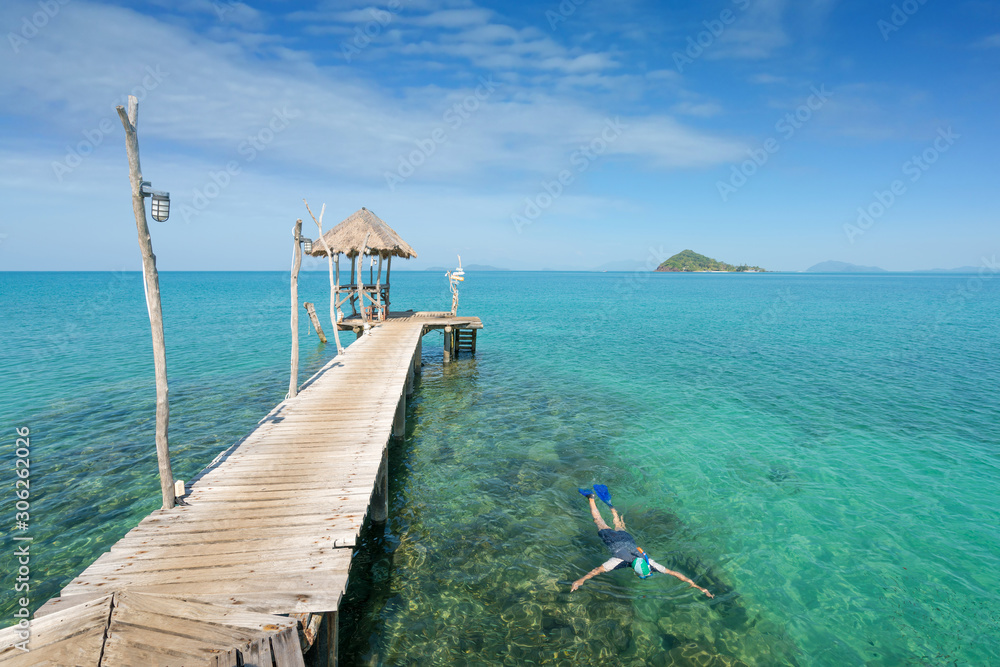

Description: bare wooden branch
[303,302,326,343]
[304,199,344,355]
[289,218,303,398]
[117,96,175,510]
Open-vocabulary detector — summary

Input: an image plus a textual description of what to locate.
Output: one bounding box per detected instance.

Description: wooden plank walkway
[0,313,481,666]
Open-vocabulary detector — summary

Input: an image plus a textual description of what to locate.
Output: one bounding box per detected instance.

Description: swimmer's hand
[571,565,606,592]
[700,587,714,599]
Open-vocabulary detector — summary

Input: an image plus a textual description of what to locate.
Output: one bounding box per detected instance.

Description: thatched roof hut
[306,207,417,259]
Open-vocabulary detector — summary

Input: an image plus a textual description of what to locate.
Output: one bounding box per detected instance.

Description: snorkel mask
[633,548,652,579]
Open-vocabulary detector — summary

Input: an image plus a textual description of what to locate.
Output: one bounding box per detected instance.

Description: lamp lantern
[302,237,313,253]
[141,181,170,222]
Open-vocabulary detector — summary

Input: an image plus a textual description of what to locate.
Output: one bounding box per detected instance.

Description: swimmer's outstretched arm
[649,559,714,598]
[570,565,607,591]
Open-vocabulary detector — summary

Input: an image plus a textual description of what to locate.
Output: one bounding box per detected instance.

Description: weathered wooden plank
[77,550,353,581]
[102,534,355,564]
[107,525,358,550]
[99,592,305,666]
[62,573,351,602]
[0,594,111,665]
[24,318,475,659]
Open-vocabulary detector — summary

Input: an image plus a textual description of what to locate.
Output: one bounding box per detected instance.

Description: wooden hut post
[116,95,175,509]
[375,254,383,319]
[289,219,303,399]
[349,255,358,315]
[333,252,340,329]
[334,254,341,322]
[385,255,392,310]
[356,233,371,326]
[443,325,453,362]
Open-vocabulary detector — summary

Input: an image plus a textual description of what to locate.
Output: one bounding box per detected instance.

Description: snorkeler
[571,485,714,598]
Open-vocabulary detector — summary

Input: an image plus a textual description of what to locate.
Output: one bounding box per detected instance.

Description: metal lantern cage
[141,181,170,222]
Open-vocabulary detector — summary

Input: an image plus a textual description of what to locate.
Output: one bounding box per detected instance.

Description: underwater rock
[625,506,685,542]
[665,640,752,667]
[661,631,684,651]
[767,466,792,484]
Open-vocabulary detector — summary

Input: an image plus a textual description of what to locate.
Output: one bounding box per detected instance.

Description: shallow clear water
[2,271,999,665]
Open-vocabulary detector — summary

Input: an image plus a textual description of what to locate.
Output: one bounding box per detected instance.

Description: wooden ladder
[455,329,477,355]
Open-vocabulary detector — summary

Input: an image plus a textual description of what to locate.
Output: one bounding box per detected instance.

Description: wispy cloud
[972,33,1000,49]
[0,0,744,191]
[670,101,724,117]
[708,0,790,60]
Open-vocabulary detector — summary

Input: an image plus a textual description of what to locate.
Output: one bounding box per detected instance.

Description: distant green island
[656,250,765,273]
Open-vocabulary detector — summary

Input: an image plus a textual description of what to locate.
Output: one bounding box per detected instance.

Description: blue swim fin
[578,487,594,498]
[593,484,613,508]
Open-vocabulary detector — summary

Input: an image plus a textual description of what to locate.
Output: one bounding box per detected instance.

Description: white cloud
[749,73,788,85]
[411,8,494,28]
[973,33,1000,49]
[708,0,790,60]
[0,0,748,204]
[670,101,723,117]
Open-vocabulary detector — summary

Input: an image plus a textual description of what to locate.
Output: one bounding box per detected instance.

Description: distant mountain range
[806,261,984,273]
[921,266,983,273]
[805,261,887,273]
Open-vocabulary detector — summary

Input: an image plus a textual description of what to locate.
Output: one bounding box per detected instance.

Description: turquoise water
[2,271,999,665]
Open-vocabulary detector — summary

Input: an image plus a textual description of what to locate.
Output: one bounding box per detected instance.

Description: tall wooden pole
[303,200,344,355]
[116,96,175,510]
[289,218,302,398]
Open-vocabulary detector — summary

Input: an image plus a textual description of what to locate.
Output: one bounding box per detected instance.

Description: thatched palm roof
[307,207,417,259]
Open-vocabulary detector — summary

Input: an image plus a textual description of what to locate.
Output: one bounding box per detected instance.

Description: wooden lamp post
[116,95,175,510]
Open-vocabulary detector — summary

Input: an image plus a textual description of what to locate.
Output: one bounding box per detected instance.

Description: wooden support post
[349,255,357,315]
[472,329,478,354]
[385,255,392,310]
[375,254,383,320]
[415,332,422,374]
[324,610,339,667]
[289,219,303,399]
[392,394,406,441]
[370,450,389,523]
[117,95,174,510]
[406,356,415,396]
[443,325,453,362]
[334,255,341,326]
[355,234,371,326]
[303,302,327,343]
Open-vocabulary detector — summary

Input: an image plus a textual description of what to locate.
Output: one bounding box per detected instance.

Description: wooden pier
[0,313,482,666]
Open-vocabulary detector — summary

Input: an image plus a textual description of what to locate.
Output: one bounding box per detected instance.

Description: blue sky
[0,0,997,271]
